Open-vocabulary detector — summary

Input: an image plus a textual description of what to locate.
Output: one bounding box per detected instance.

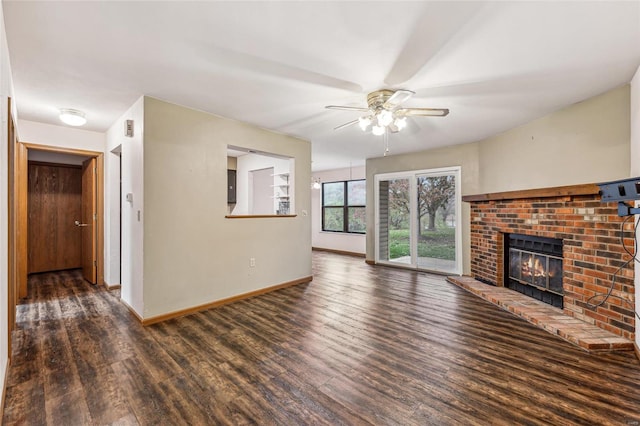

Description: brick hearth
[464,183,635,341]
[447,276,634,352]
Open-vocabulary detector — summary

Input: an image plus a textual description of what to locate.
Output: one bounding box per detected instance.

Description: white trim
[409,176,417,265]
[374,166,462,275]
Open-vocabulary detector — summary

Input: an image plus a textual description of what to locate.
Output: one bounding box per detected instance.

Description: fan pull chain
[383,128,390,156]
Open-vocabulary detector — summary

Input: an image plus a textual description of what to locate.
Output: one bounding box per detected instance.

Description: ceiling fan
[326,89,449,135]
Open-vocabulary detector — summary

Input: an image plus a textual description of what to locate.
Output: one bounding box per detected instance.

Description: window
[322,179,366,233]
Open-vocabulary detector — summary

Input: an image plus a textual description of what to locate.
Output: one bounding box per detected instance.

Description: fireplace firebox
[504,234,563,308]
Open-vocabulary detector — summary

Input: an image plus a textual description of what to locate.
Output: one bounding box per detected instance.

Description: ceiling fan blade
[334,119,359,131]
[383,90,415,109]
[384,3,486,85]
[199,43,362,93]
[326,105,370,112]
[400,107,450,117]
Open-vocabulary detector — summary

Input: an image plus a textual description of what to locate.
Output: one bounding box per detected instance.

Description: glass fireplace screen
[509,248,563,295]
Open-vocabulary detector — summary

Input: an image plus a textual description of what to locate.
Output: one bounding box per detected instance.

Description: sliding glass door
[415,172,458,274]
[375,167,461,275]
[377,177,413,265]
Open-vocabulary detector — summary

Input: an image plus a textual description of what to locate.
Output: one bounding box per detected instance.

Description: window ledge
[320,231,366,235]
[226,214,297,219]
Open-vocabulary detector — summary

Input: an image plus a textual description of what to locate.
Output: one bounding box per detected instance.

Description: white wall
[142,97,311,319]
[105,97,144,314]
[0,0,13,408]
[312,166,366,255]
[630,66,640,349]
[17,119,105,152]
[233,153,292,215]
[367,85,631,273]
[28,150,87,165]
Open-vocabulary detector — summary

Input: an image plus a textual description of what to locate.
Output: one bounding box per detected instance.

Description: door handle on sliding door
[74,220,89,227]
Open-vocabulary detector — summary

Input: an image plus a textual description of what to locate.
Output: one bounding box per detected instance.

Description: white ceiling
[4,1,640,171]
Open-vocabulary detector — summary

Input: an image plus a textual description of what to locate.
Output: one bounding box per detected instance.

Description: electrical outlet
[250,258,256,267]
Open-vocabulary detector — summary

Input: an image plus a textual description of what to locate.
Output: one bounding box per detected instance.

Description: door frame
[7,98,16,358]
[374,166,462,275]
[81,157,98,283]
[13,142,104,298]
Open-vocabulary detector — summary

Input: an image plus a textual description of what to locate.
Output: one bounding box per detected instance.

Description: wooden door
[28,162,82,273]
[81,158,97,284]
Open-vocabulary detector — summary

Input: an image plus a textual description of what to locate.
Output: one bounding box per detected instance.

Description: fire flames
[522,257,547,279]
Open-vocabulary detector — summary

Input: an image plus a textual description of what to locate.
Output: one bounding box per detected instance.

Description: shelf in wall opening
[272,195,290,199]
[271,172,290,177]
[270,184,290,187]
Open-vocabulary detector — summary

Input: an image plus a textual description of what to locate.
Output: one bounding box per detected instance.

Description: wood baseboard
[0,357,9,422]
[365,259,376,265]
[104,282,121,290]
[120,298,144,323]
[312,247,365,258]
[139,276,313,326]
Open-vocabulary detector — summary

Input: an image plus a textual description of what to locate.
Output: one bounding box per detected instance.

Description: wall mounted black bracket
[597,177,640,216]
[617,202,640,217]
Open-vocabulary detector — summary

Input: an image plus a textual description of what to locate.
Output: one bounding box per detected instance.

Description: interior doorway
[250,167,274,215]
[26,151,98,284]
[27,159,84,274]
[12,143,104,300]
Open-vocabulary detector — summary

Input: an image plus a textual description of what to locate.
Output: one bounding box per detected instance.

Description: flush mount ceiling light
[59,108,87,126]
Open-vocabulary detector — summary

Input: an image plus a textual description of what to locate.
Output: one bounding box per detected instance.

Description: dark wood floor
[3,252,640,425]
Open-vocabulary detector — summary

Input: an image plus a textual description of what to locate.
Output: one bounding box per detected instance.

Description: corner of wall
[0,0,13,408]
[0,0,14,409]
[630,65,640,349]
[105,97,145,318]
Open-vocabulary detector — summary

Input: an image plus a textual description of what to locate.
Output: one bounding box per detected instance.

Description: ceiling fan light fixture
[372,125,385,136]
[326,89,449,151]
[378,110,393,127]
[394,116,407,130]
[358,116,372,131]
[59,108,87,126]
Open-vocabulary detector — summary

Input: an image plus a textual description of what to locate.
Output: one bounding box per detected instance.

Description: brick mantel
[466,184,635,340]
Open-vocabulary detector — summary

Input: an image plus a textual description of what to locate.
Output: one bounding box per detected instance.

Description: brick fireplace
[464,183,635,340]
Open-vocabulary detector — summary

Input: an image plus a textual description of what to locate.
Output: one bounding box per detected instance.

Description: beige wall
[478,85,630,192]
[367,85,631,273]
[142,97,311,319]
[227,156,237,170]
